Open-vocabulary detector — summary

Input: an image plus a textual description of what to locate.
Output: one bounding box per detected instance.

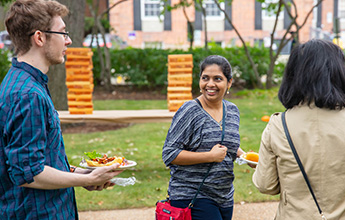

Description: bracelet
[70,165,77,173]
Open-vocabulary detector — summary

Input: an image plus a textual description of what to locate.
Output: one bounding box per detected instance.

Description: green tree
[87,0,128,91]
[214,0,263,88]
[163,0,324,89]
[162,0,195,51]
[215,0,323,89]
[162,0,209,50]
[254,0,323,88]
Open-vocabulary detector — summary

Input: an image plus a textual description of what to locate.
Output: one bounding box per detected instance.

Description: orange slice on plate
[244,152,259,162]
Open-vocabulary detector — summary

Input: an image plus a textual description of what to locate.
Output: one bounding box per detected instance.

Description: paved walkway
[79,201,279,220]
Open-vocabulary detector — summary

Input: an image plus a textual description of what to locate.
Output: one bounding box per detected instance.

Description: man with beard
[0,1,122,219]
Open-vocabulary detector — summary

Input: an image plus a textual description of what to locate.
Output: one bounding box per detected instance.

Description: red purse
[155,199,192,220]
[155,163,213,220]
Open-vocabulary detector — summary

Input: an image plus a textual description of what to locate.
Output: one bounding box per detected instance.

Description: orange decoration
[167,54,193,112]
[261,115,270,122]
[245,152,259,162]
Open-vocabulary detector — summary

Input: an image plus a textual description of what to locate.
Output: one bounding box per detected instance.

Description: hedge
[92,44,285,90]
[0,45,285,90]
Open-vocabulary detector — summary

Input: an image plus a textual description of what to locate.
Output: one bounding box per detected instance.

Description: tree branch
[214,0,263,88]
[100,0,129,18]
[269,1,283,61]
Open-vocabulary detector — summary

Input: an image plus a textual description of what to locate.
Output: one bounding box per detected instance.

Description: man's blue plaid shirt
[0,58,77,219]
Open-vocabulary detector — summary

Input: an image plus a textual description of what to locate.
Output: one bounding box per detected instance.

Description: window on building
[262,0,284,19]
[312,0,318,27]
[340,0,345,17]
[205,2,221,16]
[208,41,222,46]
[203,0,224,20]
[144,41,163,49]
[142,0,163,20]
[261,0,285,31]
[339,0,345,33]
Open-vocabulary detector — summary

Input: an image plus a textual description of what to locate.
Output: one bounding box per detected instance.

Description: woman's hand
[236,147,245,158]
[171,144,229,165]
[209,144,227,162]
[237,148,257,169]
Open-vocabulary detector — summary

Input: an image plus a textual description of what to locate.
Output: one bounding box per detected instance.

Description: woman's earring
[227,89,230,94]
[200,89,202,93]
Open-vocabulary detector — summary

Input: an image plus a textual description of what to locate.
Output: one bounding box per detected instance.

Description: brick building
[110,0,338,50]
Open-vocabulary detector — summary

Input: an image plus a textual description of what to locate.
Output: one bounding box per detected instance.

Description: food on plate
[244,152,259,162]
[84,150,128,167]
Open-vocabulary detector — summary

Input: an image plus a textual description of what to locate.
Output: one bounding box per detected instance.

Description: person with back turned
[253,39,345,219]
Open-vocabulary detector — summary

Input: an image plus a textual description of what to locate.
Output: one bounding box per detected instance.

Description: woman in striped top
[162,55,245,220]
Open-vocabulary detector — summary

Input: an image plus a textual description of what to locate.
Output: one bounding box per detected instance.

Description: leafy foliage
[0,50,11,83]
[0,0,12,6]
[92,45,285,90]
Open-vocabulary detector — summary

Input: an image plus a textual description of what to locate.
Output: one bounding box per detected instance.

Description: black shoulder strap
[195,98,203,108]
[281,112,325,218]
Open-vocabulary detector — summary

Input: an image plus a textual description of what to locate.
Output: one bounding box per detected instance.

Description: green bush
[91,45,285,90]
[0,50,11,83]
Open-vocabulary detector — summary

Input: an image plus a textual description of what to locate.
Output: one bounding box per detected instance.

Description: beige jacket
[253,104,345,220]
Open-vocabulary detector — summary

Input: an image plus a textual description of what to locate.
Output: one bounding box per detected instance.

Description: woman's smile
[205,88,218,96]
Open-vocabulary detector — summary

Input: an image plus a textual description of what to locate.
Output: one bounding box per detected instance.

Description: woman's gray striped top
[162,99,240,208]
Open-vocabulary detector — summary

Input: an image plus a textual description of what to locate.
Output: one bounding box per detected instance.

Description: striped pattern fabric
[0,58,77,219]
[162,99,240,208]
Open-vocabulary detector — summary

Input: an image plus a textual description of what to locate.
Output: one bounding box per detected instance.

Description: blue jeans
[170,198,233,220]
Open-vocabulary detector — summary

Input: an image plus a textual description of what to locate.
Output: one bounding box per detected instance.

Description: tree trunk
[197,0,208,49]
[265,0,323,89]
[47,0,85,110]
[181,2,194,51]
[187,21,195,51]
[266,60,276,89]
[88,0,128,91]
[0,6,6,30]
[96,17,112,91]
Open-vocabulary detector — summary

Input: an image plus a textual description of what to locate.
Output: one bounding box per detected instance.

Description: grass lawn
[63,88,285,211]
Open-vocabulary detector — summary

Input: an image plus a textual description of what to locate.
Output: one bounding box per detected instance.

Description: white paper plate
[79,160,137,170]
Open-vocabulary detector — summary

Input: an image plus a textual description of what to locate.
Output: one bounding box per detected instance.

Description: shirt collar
[12,57,49,85]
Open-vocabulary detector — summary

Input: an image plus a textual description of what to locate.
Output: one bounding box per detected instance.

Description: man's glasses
[29,30,70,40]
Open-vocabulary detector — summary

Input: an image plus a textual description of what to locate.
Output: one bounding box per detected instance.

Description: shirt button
[23,161,29,166]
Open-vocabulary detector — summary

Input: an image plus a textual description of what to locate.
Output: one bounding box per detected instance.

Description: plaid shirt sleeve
[5,92,46,185]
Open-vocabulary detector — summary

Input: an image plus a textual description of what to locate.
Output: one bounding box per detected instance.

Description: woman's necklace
[218,119,223,130]
[201,99,223,130]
